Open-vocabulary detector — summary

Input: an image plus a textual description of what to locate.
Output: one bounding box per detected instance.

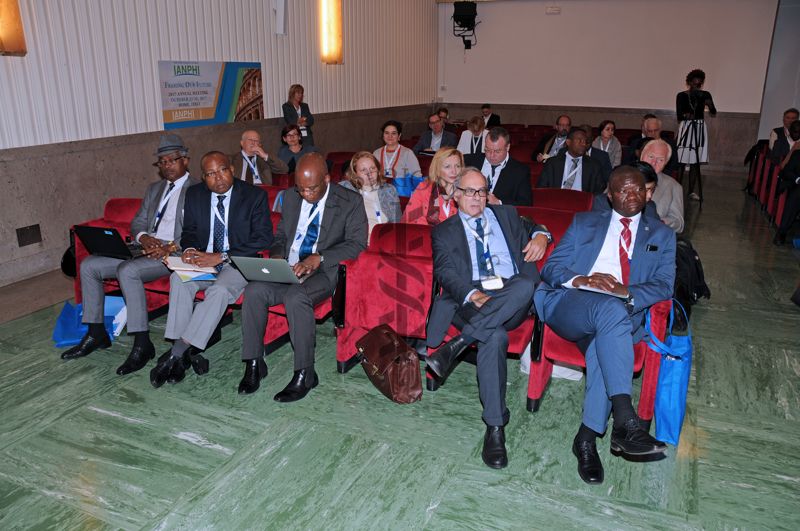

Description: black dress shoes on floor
[150,350,190,388]
[427,335,471,380]
[481,426,508,469]
[610,417,667,456]
[274,368,318,402]
[572,436,604,484]
[61,333,111,360]
[116,343,155,375]
[238,358,268,395]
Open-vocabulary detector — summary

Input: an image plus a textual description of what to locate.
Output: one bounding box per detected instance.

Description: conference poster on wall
[158,61,264,129]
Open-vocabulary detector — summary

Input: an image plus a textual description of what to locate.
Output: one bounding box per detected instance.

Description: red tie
[619,217,632,285]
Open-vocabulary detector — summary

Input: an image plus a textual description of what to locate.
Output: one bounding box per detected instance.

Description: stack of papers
[165,257,217,282]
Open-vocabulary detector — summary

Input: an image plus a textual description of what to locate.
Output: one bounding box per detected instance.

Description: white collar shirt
[288,183,331,265]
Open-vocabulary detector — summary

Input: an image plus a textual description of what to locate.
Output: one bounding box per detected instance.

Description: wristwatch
[221,252,230,263]
[319,253,324,263]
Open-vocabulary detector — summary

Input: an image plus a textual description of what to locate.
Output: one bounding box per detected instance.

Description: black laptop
[74,225,145,260]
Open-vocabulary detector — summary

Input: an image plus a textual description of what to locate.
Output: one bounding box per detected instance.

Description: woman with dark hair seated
[278,124,319,173]
[372,120,421,180]
[592,120,622,168]
[401,147,463,225]
[339,151,401,239]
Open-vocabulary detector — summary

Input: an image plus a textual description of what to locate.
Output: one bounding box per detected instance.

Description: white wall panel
[0,0,438,149]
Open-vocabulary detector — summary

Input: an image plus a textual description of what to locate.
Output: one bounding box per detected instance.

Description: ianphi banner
[159,61,264,129]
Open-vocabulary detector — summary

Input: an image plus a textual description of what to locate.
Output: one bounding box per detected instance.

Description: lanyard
[243,154,260,179]
[361,187,382,222]
[563,159,580,186]
[471,135,481,154]
[152,183,178,231]
[294,202,322,241]
[381,146,400,177]
[463,216,494,274]
[600,139,611,152]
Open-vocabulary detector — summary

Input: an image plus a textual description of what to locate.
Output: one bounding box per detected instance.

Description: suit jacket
[282,101,315,145]
[534,132,566,160]
[464,153,532,206]
[180,179,273,257]
[412,130,458,154]
[534,210,676,339]
[230,152,289,185]
[778,149,800,194]
[427,205,542,345]
[558,146,612,188]
[130,175,200,246]
[537,153,606,194]
[485,113,501,128]
[271,183,368,286]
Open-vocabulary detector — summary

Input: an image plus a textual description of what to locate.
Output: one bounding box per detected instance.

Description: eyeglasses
[203,166,232,179]
[358,167,379,175]
[457,186,489,198]
[296,183,324,195]
[155,155,184,167]
[284,132,300,138]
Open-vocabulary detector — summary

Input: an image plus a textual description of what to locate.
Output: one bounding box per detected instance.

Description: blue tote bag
[645,300,693,446]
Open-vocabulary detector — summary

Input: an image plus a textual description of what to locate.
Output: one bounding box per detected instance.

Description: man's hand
[573,273,629,297]
[292,254,321,277]
[536,153,545,163]
[181,249,223,268]
[469,290,492,308]
[139,234,162,251]
[143,242,174,260]
[523,233,549,262]
[487,193,502,205]
[252,145,269,160]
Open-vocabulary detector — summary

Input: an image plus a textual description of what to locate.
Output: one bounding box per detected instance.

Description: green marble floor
[0,172,798,530]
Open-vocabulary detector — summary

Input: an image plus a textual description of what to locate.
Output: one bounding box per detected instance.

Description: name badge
[384,169,392,178]
[480,276,504,291]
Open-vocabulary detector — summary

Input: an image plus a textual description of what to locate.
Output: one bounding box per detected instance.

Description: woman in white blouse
[457,115,489,156]
[592,120,622,168]
[372,120,421,180]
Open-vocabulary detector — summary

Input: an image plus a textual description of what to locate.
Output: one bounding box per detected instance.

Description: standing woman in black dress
[282,84,315,146]
[676,69,717,202]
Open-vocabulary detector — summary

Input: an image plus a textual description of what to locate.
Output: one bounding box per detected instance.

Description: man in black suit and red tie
[464,127,532,206]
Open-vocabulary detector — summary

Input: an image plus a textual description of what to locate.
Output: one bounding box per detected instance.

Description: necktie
[563,158,579,189]
[619,217,632,285]
[299,203,320,261]
[245,156,258,185]
[489,165,498,189]
[475,217,491,278]
[213,195,226,272]
[151,182,175,233]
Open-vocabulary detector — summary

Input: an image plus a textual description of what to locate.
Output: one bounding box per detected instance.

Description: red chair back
[272,173,294,188]
[417,155,432,177]
[103,198,142,223]
[399,138,416,149]
[509,144,533,162]
[758,158,773,206]
[368,223,431,257]
[516,206,575,266]
[532,188,593,212]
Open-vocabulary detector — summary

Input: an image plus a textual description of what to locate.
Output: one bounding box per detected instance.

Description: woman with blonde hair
[282,84,315,146]
[401,147,463,225]
[457,116,489,155]
[339,151,401,239]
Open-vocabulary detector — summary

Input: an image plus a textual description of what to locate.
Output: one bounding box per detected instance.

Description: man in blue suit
[534,165,675,485]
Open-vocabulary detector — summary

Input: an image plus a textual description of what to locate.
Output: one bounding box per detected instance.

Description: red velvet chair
[528,162,544,188]
[758,158,774,208]
[417,154,432,177]
[766,164,782,220]
[399,137,417,150]
[515,206,575,264]
[326,152,356,183]
[272,172,294,189]
[72,198,171,313]
[751,151,768,200]
[335,223,434,372]
[509,144,534,162]
[526,300,672,425]
[532,188,593,213]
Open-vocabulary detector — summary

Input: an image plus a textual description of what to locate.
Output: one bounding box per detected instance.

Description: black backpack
[674,236,710,304]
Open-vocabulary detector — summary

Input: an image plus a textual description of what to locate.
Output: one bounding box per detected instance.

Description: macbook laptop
[232,257,306,284]
[74,226,144,260]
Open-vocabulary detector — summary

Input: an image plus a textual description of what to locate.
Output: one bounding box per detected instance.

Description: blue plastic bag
[392,173,425,197]
[52,301,115,348]
[645,300,693,446]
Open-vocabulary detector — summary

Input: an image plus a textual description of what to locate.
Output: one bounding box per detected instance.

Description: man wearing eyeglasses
[426,168,550,469]
[238,152,367,399]
[61,134,199,376]
[464,126,532,206]
[412,112,458,155]
[149,151,273,388]
[230,130,288,185]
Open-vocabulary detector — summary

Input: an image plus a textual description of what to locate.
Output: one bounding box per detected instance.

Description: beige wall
[437,0,777,113]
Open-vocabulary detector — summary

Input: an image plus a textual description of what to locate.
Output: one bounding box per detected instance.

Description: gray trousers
[164,264,247,350]
[453,275,536,427]
[79,255,170,333]
[240,271,335,370]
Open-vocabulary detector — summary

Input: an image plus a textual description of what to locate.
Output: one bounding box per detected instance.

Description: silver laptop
[232,257,306,284]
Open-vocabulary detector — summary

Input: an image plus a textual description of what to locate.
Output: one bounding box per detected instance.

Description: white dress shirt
[288,183,330,265]
[568,211,641,287]
[137,173,190,243]
[205,186,232,253]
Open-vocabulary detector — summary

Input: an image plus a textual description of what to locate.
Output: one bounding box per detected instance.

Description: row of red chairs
[747,144,788,226]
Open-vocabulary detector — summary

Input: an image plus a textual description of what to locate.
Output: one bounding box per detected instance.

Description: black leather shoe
[274,368,318,402]
[481,426,508,469]
[610,417,668,456]
[773,232,787,246]
[116,343,155,375]
[238,358,268,394]
[150,351,177,388]
[167,351,193,384]
[572,436,604,484]
[61,333,111,360]
[427,335,472,380]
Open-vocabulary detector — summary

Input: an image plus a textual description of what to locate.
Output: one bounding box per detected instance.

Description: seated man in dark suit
[534,114,571,162]
[538,127,606,194]
[239,153,368,399]
[534,166,675,485]
[231,129,288,185]
[150,151,273,388]
[61,134,199,376]
[413,112,458,155]
[464,127,532,206]
[769,108,799,163]
[437,107,459,135]
[481,103,501,128]
[426,168,550,469]
[774,127,800,245]
[559,124,612,188]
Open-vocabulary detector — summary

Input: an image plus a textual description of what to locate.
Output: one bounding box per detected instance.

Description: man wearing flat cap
[61,134,199,376]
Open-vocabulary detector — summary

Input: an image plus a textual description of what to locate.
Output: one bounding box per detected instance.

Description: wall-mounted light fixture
[319,0,342,64]
[0,0,27,57]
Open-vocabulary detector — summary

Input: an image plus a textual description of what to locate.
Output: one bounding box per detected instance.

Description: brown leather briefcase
[356,324,423,404]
